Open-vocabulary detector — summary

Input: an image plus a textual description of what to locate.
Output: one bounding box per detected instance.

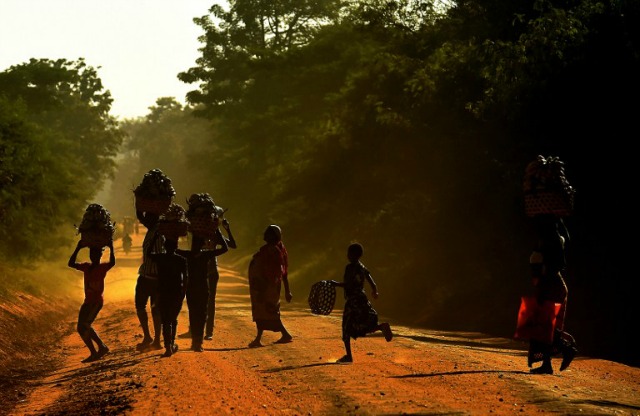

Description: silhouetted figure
[150,238,188,357]
[329,243,393,363]
[528,215,578,374]
[248,225,293,347]
[68,240,115,363]
[135,210,164,352]
[205,218,237,340]
[122,233,132,254]
[176,230,228,351]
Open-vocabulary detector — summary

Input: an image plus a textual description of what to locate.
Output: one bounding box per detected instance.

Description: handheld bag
[514,296,561,344]
[308,280,337,315]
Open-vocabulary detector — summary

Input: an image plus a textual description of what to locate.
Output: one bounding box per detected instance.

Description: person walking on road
[151,238,188,357]
[68,240,116,363]
[176,230,228,351]
[135,210,164,352]
[329,242,393,363]
[248,224,293,348]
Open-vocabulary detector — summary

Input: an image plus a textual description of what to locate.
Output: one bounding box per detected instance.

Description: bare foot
[248,340,263,348]
[336,355,353,363]
[381,323,393,342]
[81,354,99,363]
[275,336,293,344]
[135,337,153,351]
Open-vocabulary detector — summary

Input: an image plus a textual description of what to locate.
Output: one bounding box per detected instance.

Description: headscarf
[264,224,282,243]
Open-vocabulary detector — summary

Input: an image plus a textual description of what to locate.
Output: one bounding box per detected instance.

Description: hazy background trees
[2,0,637,366]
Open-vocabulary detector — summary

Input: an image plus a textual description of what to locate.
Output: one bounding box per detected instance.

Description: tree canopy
[0,58,123,261]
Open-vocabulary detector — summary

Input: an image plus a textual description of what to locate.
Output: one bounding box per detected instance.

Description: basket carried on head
[81,228,114,248]
[157,202,189,240]
[524,191,574,217]
[308,280,337,315]
[186,193,223,239]
[157,221,189,240]
[135,195,172,215]
[133,168,176,215]
[76,203,116,248]
[523,155,575,217]
[188,215,219,239]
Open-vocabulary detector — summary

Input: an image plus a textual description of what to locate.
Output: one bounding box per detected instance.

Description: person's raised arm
[222,219,237,249]
[68,240,86,269]
[106,240,116,270]
[211,228,229,257]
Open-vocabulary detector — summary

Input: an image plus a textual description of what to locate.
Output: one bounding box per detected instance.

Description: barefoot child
[68,240,116,363]
[329,242,393,363]
[176,229,228,352]
[151,238,188,357]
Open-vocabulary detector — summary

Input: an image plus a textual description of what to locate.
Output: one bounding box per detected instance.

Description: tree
[0,58,123,262]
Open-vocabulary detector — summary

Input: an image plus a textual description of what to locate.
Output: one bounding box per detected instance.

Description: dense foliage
[177,0,639,365]
[0,58,123,261]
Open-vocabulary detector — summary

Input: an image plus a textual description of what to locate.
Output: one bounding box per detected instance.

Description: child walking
[177,229,228,351]
[151,237,188,357]
[329,242,393,363]
[68,240,116,363]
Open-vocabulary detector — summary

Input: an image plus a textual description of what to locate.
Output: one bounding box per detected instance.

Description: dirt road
[5,235,640,416]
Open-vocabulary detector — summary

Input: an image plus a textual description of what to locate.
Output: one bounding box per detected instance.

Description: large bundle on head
[77,204,115,248]
[157,202,189,240]
[523,155,575,217]
[133,168,176,215]
[186,193,225,239]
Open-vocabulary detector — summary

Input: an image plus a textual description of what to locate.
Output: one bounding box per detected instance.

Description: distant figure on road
[68,240,115,363]
[329,242,393,363]
[176,230,228,352]
[122,233,132,255]
[528,215,578,374]
[248,224,293,348]
[150,238,188,357]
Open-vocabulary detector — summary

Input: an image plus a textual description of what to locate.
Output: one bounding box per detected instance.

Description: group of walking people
[134,209,236,357]
[68,202,394,363]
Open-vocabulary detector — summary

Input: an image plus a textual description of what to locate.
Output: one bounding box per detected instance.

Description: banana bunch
[160,203,188,223]
[186,193,225,219]
[523,155,574,195]
[77,203,115,233]
[134,168,176,199]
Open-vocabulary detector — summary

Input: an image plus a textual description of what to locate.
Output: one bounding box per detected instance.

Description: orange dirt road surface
[5,233,640,416]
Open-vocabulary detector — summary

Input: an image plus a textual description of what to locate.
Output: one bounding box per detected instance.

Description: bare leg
[337,336,353,363]
[275,323,293,343]
[136,309,153,346]
[376,322,393,341]
[249,327,264,348]
[151,304,162,347]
